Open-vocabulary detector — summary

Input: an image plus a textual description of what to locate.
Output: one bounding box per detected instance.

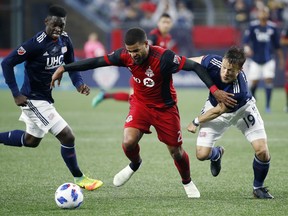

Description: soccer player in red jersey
[51,27,236,198]
[148,13,176,50]
[91,13,176,107]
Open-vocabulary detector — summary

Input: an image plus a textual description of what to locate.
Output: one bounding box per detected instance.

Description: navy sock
[265,85,272,109]
[209,147,220,161]
[250,85,257,98]
[253,155,270,188]
[0,130,26,147]
[129,159,142,172]
[61,145,82,177]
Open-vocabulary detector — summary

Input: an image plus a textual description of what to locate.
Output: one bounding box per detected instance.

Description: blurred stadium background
[0,0,287,89]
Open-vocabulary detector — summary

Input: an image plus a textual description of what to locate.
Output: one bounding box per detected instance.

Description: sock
[250,85,257,98]
[253,155,270,189]
[122,144,142,171]
[0,130,26,147]
[174,151,191,184]
[61,145,82,177]
[105,92,129,102]
[208,147,221,161]
[265,84,273,109]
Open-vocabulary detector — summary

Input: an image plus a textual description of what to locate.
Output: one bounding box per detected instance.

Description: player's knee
[24,136,41,148]
[255,148,270,162]
[196,146,211,161]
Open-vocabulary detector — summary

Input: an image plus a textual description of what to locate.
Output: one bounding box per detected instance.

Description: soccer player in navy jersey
[243,6,284,113]
[51,27,236,198]
[0,5,103,191]
[187,46,273,199]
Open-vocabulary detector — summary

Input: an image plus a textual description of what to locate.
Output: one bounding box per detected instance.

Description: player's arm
[51,56,109,88]
[182,58,237,108]
[1,43,36,106]
[187,103,229,133]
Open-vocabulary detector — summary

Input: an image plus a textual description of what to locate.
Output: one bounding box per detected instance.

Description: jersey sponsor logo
[36,32,47,43]
[173,55,181,64]
[125,115,133,123]
[17,46,26,55]
[145,66,154,77]
[143,78,155,87]
[46,55,64,70]
[254,29,273,42]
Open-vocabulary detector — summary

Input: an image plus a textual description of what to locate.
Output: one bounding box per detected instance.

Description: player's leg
[263,59,276,113]
[195,100,228,177]
[248,60,262,99]
[166,144,200,198]
[113,127,143,187]
[237,99,273,198]
[92,90,130,107]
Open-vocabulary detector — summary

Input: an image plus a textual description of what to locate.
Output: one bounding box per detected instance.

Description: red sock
[174,151,191,184]
[122,143,141,164]
[105,92,129,102]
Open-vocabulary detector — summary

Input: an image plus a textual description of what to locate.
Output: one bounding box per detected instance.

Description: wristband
[192,117,199,127]
[209,85,218,94]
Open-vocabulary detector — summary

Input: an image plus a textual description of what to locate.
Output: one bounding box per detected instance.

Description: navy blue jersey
[201,55,252,112]
[243,20,281,64]
[1,31,84,103]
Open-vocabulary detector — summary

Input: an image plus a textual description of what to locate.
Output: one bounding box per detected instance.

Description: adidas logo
[43,52,49,56]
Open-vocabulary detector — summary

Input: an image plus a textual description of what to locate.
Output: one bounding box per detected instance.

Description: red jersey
[104,45,186,108]
[149,28,173,49]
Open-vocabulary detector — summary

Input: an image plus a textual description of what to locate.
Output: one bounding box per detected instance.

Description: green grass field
[0,88,287,216]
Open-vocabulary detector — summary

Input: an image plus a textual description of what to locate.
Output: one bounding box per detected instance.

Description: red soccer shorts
[124,101,183,146]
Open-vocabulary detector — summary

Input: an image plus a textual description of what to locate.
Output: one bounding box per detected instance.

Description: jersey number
[242,114,255,128]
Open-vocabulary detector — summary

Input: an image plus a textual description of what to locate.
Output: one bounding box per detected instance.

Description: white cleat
[183,181,200,198]
[113,165,135,187]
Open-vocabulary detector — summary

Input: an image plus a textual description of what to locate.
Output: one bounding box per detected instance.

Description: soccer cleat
[210,146,224,177]
[253,187,274,199]
[113,165,135,187]
[91,90,105,107]
[74,175,103,191]
[265,107,271,113]
[183,181,200,198]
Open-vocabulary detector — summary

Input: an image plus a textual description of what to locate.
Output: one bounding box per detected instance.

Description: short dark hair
[48,5,67,17]
[159,13,171,20]
[125,27,147,45]
[224,46,246,69]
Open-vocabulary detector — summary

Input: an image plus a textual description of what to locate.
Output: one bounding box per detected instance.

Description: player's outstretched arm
[187,103,228,133]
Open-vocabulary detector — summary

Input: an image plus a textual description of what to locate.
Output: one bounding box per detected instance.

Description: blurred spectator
[84,32,105,58]
[233,0,250,30]
[175,1,194,28]
[140,0,178,28]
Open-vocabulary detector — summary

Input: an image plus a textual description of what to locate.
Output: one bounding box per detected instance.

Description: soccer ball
[55,183,84,209]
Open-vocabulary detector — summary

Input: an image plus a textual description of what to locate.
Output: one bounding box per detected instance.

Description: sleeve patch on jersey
[17,46,26,55]
[61,46,67,53]
[173,55,180,64]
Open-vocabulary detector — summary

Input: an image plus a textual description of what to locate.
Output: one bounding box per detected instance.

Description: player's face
[45,16,66,40]
[158,17,173,35]
[125,41,149,65]
[220,58,241,83]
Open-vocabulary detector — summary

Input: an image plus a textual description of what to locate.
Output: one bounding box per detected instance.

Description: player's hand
[187,122,197,133]
[14,95,28,107]
[77,84,90,96]
[213,89,237,108]
[51,66,65,88]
